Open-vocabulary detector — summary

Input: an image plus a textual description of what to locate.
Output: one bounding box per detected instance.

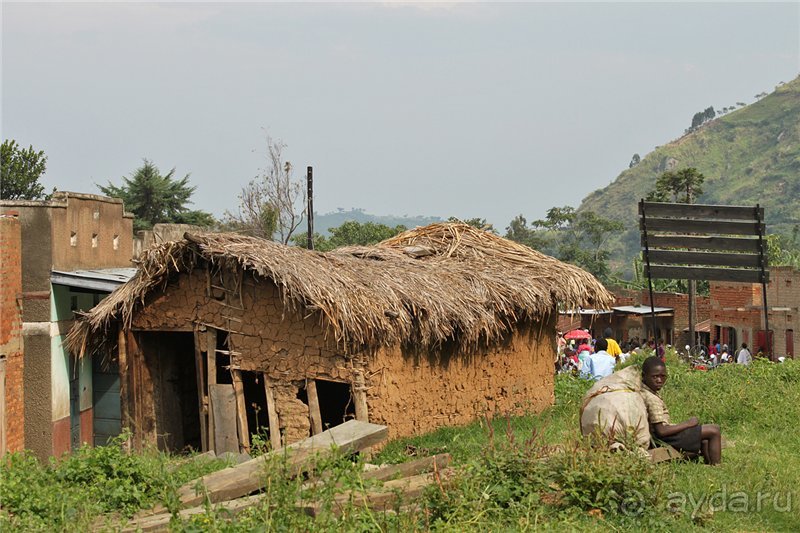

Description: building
[0,192,135,459]
[709,266,800,358]
[68,223,613,453]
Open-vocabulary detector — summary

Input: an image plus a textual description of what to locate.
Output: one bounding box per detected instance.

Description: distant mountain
[311,209,442,236]
[578,76,800,274]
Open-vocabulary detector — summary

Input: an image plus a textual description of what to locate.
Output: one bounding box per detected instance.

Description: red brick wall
[709,281,763,349]
[1,211,25,453]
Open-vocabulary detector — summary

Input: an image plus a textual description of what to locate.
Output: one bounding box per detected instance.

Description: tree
[647,167,705,203]
[224,137,305,244]
[293,221,407,251]
[629,153,641,168]
[98,159,213,231]
[1,139,48,200]
[504,207,623,282]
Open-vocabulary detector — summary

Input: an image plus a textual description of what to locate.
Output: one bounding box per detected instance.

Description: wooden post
[193,327,208,452]
[117,327,130,446]
[306,379,323,435]
[263,376,282,451]
[352,370,369,422]
[206,329,217,451]
[231,370,250,453]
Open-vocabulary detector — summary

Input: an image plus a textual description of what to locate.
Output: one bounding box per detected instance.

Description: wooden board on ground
[362,453,451,482]
[302,468,453,517]
[174,419,388,508]
[210,384,239,455]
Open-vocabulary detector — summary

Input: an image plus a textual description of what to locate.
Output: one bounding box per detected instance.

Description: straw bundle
[67,223,613,357]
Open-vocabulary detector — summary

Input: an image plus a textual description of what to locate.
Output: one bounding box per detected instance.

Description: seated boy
[640,356,722,465]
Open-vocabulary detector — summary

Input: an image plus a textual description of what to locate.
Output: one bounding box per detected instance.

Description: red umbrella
[564,329,591,340]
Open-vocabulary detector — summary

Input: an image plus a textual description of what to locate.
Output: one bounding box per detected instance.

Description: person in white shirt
[737,343,752,365]
[585,338,616,380]
[618,342,631,364]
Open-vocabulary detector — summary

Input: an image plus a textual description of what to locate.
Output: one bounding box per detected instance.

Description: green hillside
[579,76,800,274]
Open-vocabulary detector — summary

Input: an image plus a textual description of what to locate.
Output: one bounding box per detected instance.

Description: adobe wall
[367,318,556,440]
[709,282,763,347]
[1,212,25,453]
[129,265,556,443]
[766,267,800,358]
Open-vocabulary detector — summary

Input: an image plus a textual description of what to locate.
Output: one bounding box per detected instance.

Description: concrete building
[0,192,135,459]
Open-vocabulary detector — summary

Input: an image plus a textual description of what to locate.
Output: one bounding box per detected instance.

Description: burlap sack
[579,365,650,449]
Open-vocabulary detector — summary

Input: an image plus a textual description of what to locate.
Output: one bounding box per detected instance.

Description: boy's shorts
[658,425,702,453]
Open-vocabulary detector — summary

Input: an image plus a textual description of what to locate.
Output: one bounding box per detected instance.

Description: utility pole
[306,167,314,250]
[687,186,696,353]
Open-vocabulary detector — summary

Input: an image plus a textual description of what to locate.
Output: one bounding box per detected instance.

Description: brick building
[0,193,135,459]
[709,267,800,358]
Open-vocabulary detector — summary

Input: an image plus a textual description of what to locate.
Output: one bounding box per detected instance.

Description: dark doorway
[137,332,201,452]
[315,379,356,430]
[240,371,270,444]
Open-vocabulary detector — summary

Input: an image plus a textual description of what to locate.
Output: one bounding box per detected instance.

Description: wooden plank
[648,249,762,268]
[640,217,764,236]
[352,370,369,422]
[193,327,208,452]
[174,420,388,508]
[125,494,269,531]
[641,234,762,253]
[117,328,130,444]
[231,370,250,453]
[209,384,239,455]
[648,264,768,283]
[362,453,451,482]
[263,377,282,451]
[206,329,217,451]
[304,469,452,517]
[306,380,323,435]
[641,202,763,221]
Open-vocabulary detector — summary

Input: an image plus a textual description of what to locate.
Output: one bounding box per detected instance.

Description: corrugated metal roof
[612,305,674,315]
[51,268,137,292]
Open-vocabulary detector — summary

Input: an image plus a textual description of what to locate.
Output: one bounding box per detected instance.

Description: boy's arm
[652,417,699,438]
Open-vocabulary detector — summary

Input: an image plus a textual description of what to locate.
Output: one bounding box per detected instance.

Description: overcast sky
[2,2,798,229]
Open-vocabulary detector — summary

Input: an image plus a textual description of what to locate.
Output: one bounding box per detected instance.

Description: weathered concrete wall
[50,192,134,271]
[130,266,557,443]
[1,212,25,453]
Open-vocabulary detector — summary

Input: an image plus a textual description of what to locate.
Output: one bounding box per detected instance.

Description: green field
[2,354,799,531]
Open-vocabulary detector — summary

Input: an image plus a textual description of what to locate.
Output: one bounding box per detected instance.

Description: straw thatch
[67,223,613,356]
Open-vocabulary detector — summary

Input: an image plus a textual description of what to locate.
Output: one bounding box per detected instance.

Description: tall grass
[2,355,798,531]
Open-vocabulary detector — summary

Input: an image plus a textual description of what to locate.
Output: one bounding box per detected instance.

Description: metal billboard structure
[639,200,770,356]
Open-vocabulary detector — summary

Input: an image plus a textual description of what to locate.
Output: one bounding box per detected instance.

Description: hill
[311,208,442,236]
[579,76,800,274]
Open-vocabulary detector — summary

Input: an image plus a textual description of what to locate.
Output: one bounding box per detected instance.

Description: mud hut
[68,223,612,453]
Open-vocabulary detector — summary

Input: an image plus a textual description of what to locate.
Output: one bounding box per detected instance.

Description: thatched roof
[67,223,613,356]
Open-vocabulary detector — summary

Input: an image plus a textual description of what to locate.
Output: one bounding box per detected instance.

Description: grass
[2,353,799,531]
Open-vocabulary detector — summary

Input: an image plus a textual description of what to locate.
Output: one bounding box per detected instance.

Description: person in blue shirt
[585,338,616,380]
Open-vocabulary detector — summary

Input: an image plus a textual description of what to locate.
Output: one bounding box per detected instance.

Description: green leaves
[98,159,214,231]
[0,139,48,200]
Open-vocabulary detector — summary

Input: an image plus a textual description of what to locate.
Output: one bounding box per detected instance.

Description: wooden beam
[117,327,130,444]
[193,327,208,452]
[648,264,768,283]
[641,234,761,253]
[306,380,323,435]
[362,453,451,482]
[352,370,369,422]
[172,420,388,508]
[231,370,250,453]
[206,329,217,451]
[648,249,762,268]
[640,202,763,221]
[263,377,282,451]
[640,217,764,236]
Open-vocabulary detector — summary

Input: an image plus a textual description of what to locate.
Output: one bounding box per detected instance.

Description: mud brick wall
[709,282,763,346]
[1,212,25,453]
[366,317,556,440]
[130,267,556,442]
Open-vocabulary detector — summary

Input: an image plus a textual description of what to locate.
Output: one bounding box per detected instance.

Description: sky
[2,2,799,230]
